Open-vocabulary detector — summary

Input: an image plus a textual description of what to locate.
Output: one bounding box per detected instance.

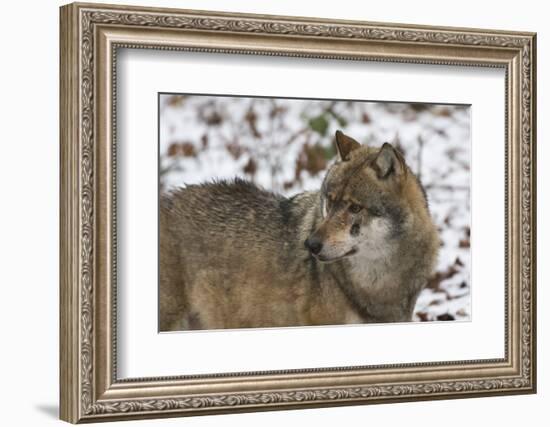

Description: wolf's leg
[158,232,188,331]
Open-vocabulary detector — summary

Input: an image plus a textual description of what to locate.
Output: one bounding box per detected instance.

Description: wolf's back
[161,179,314,245]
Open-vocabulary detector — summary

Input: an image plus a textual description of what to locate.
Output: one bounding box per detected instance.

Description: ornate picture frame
[60,2,536,423]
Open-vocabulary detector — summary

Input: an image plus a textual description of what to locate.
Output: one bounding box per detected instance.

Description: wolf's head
[304,130,430,263]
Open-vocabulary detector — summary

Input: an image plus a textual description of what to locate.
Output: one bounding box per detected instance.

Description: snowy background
[159,94,471,322]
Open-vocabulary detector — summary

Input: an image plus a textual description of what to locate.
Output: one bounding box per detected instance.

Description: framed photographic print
[60,2,537,423]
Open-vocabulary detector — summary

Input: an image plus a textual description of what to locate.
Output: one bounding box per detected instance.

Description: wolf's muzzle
[304,236,323,255]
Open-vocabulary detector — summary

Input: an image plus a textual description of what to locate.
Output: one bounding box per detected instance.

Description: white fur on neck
[347,217,396,289]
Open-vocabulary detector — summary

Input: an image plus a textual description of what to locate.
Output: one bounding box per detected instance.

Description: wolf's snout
[304,236,323,255]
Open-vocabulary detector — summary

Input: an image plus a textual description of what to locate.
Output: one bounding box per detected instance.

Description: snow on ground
[159,94,471,322]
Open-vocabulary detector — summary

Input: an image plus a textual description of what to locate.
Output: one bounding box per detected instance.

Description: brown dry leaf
[283,181,295,191]
[181,142,196,157]
[296,144,327,177]
[459,238,470,248]
[226,142,243,160]
[245,108,261,138]
[243,158,257,176]
[416,312,429,322]
[436,107,452,117]
[166,95,186,107]
[204,111,223,126]
[427,264,459,290]
[167,142,180,157]
[269,105,287,118]
[167,142,196,158]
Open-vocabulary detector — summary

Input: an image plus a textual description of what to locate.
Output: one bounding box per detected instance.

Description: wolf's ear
[334,130,361,161]
[373,143,405,179]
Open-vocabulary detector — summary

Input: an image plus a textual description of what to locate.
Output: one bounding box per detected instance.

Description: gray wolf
[159,130,439,331]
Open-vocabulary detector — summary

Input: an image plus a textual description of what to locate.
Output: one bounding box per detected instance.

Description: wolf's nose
[305,237,323,255]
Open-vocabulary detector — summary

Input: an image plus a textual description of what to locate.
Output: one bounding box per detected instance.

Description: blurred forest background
[159,94,471,323]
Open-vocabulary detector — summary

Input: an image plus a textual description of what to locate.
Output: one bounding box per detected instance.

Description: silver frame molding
[60,2,536,423]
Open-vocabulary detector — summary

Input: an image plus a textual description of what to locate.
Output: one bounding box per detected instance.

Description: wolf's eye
[349,203,363,214]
